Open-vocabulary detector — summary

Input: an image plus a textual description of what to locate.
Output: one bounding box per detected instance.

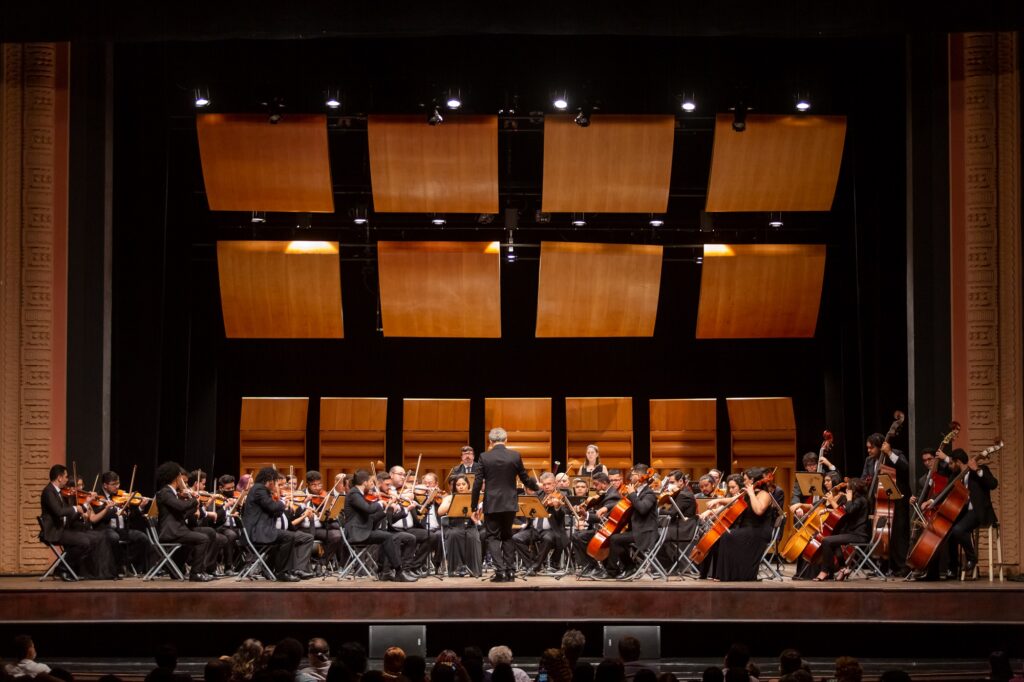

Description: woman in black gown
[438,475,482,577]
[813,478,871,581]
[711,467,775,581]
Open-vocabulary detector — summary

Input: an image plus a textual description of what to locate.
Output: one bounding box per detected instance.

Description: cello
[690,468,776,565]
[906,441,1003,571]
[869,411,905,559]
[779,481,846,562]
[779,431,834,560]
[586,468,655,561]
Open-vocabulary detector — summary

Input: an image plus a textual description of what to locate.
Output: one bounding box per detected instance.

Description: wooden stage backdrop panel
[566,398,634,471]
[542,115,675,213]
[377,241,500,338]
[649,399,718,480]
[536,242,663,337]
[319,398,387,484]
[705,113,847,212]
[696,243,826,339]
[726,397,797,505]
[217,240,344,339]
[484,398,552,474]
[196,113,334,212]
[239,397,309,481]
[403,399,471,483]
[367,115,498,214]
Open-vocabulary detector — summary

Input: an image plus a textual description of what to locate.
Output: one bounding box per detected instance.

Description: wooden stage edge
[2,576,1022,625]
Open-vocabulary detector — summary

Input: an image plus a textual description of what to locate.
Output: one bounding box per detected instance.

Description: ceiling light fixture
[681,93,696,112]
[193,88,210,108]
[431,215,446,226]
[574,108,591,128]
[325,89,341,109]
[768,212,783,228]
[795,93,811,112]
[446,89,462,110]
[553,92,569,110]
[251,211,266,224]
[506,232,517,263]
[649,215,664,227]
[731,103,747,132]
[571,213,586,227]
[353,206,368,225]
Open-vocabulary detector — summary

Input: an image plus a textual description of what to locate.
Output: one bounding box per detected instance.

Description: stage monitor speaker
[369,625,426,658]
[602,625,660,660]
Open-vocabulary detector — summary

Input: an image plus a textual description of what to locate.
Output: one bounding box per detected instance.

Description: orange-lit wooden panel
[377,241,500,338]
[367,115,498,213]
[403,399,471,483]
[536,242,663,337]
[649,399,717,480]
[239,397,309,480]
[484,398,552,473]
[726,397,797,505]
[696,244,825,339]
[542,115,675,213]
[196,114,334,212]
[319,398,387,483]
[217,241,343,339]
[566,397,633,471]
[705,114,846,212]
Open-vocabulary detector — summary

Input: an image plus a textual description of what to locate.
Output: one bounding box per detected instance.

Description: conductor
[471,427,539,582]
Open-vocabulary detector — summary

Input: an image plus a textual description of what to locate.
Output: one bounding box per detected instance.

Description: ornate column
[0,43,69,574]
[950,32,1023,572]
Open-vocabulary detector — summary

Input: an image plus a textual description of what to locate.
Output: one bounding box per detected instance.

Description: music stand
[448,493,477,518]
[795,472,825,498]
[518,495,549,521]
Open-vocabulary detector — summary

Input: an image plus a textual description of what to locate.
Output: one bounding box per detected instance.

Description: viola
[690,469,776,565]
[586,468,655,561]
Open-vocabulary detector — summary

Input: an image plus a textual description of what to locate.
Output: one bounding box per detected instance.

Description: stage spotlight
[681,93,696,112]
[695,255,703,265]
[768,213,783,228]
[571,213,586,227]
[325,94,341,109]
[795,93,811,112]
[353,206,368,225]
[649,216,664,227]
[535,210,551,224]
[574,109,591,127]
[731,104,747,132]
[446,90,462,110]
[193,88,210,108]
[251,211,266,224]
[427,106,443,126]
[553,92,569,110]
[431,216,446,226]
[506,233,517,263]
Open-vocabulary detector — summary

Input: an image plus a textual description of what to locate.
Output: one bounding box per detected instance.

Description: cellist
[695,474,742,578]
[571,472,621,578]
[605,464,659,579]
[812,478,871,581]
[863,432,912,576]
[711,467,775,582]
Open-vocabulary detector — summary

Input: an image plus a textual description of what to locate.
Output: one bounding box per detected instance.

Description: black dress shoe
[276,572,300,582]
[490,572,508,583]
[393,571,418,583]
[293,570,316,580]
[189,573,213,582]
[524,566,540,577]
[377,570,395,582]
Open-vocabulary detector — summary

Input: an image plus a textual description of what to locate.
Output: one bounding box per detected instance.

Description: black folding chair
[37,517,79,582]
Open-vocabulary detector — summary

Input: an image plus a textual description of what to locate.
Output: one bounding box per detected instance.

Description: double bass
[915,422,960,521]
[906,441,1003,571]
[690,468,776,565]
[869,411,905,559]
[586,468,655,561]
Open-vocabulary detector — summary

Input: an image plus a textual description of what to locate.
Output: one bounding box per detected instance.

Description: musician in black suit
[863,433,912,575]
[39,464,116,580]
[606,464,659,578]
[659,470,698,543]
[241,466,314,582]
[88,470,149,574]
[572,472,621,576]
[471,427,539,582]
[448,445,481,480]
[512,472,567,576]
[154,461,216,582]
[935,449,998,578]
[343,470,417,582]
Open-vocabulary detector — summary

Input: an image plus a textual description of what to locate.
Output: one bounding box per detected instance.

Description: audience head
[560,629,586,666]
[462,647,484,682]
[990,651,1015,682]
[382,647,406,675]
[540,649,572,682]
[778,649,802,674]
[308,638,330,666]
[154,643,178,671]
[633,670,657,682]
[402,656,427,682]
[326,662,353,682]
[594,659,625,682]
[700,668,723,682]
[488,646,513,667]
[491,664,514,682]
[833,656,863,682]
[13,635,35,661]
[270,638,303,674]
[723,643,750,670]
[229,639,264,681]
[205,659,232,682]
[338,642,368,675]
[617,637,641,663]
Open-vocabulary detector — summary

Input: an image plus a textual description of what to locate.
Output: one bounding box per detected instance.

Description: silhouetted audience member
[594,659,625,682]
[5,636,51,678]
[299,639,331,682]
[632,670,656,682]
[402,656,427,682]
[326,663,353,682]
[205,660,231,682]
[147,644,191,682]
[723,645,755,682]
[778,649,803,676]
[491,665,515,682]
[560,631,586,670]
[779,672,813,682]
[338,643,368,682]
[701,668,723,682]
[878,671,911,682]
[833,657,862,682]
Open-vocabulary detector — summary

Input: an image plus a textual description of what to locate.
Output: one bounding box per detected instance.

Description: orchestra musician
[694,475,717,498]
[577,444,607,477]
[571,478,590,498]
[605,464,659,579]
[343,470,418,582]
[696,474,743,578]
[412,472,445,575]
[449,445,481,480]
[241,466,315,582]
[296,471,343,576]
[154,461,216,582]
[88,470,149,574]
[40,464,117,580]
[863,432,912,575]
[572,472,621,578]
[384,466,438,574]
[188,470,230,575]
[658,470,697,558]
[512,472,567,577]
[922,448,998,579]
[812,478,871,581]
[213,474,241,575]
[710,467,775,582]
[471,427,540,583]
[910,448,951,508]
[438,475,483,577]
[789,452,838,520]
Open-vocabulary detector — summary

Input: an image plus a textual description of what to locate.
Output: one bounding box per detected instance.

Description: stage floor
[3,572,1022,625]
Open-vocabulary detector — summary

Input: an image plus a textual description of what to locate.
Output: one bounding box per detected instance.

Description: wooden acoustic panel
[696,244,825,339]
[196,114,334,212]
[367,115,498,213]
[319,398,387,484]
[649,399,718,480]
[726,397,797,506]
[484,398,552,473]
[542,115,675,213]
[217,241,343,338]
[566,397,633,471]
[377,241,500,338]
[536,242,663,337]
[239,397,309,481]
[403,399,471,484]
[705,114,847,212]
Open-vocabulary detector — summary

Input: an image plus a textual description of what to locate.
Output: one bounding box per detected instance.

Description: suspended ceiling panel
[367,115,499,213]
[217,240,343,338]
[705,114,847,212]
[541,114,676,213]
[377,241,501,338]
[696,243,825,339]
[536,242,663,337]
[196,114,334,212]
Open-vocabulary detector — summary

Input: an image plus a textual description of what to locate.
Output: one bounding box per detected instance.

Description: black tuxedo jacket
[343,489,386,542]
[625,486,659,550]
[156,486,200,541]
[242,483,288,544]
[471,444,537,513]
[449,462,481,478]
[585,487,622,527]
[964,465,999,526]
[660,487,698,538]
[40,484,83,543]
[533,490,567,537]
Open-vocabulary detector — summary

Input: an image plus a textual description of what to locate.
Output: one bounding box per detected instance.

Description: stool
[969,523,1006,583]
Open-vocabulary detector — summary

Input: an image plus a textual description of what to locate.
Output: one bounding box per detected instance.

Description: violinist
[213,474,241,575]
[577,444,607,477]
[188,470,231,575]
[605,464,659,579]
[812,478,871,581]
[154,461,216,582]
[711,467,775,582]
[708,469,727,494]
[438,474,482,577]
[39,464,117,580]
[89,470,150,574]
[554,472,572,492]
[241,466,315,581]
[658,470,697,553]
[449,445,481,479]
[295,471,343,576]
[411,472,445,575]
[384,466,436,574]
[512,472,567,577]
[863,432,912,575]
[343,469,418,582]
[572,472,621,577]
